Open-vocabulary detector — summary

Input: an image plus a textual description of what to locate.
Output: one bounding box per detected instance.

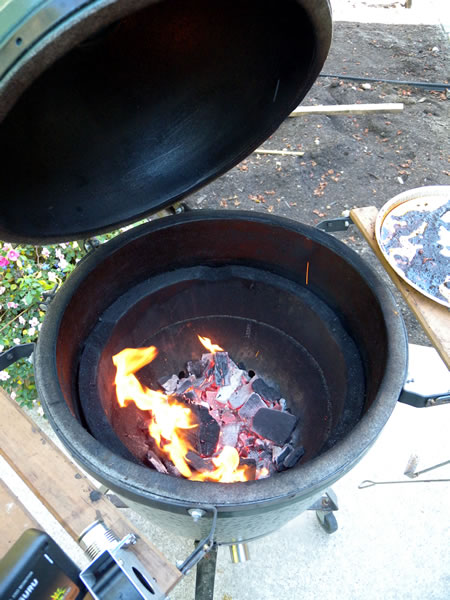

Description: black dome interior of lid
[0,0,326,243]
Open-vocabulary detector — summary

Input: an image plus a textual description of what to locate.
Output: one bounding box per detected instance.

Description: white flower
[19,316,26,325]
[48,272,57,282]
[41,247,50,258]
[10,391,16,400]
[13,338,20,345]
[58,258,68,270]
[55,248,64,260]
[29,317,39,327]
[37,405,44,417]
[0,286,5,295]
[0,371,10,381]
[28,327,36,336]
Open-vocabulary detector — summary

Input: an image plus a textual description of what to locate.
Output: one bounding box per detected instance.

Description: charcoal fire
[112,335,305,483]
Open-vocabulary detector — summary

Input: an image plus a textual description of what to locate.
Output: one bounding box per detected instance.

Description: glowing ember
[113,344,257,482]
[112,335,304,483]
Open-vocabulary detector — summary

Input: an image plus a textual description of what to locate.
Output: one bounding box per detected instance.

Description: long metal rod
[359,479,450,489]
[413,460,450,478]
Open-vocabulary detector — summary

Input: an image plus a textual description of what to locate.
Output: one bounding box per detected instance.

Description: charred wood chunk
[188,405,220,457]
[238,393,266,419]
[186,451,215,473]
[176,376,195,395]
[273,444,292,472]
[159,374,179,394]
[186,358,208,378]
[251,408,298,446]
[214,352,231,386]
[228,383,253,410]
[146,450,169,474]
[252,378,281,403]
[283,445,305,469]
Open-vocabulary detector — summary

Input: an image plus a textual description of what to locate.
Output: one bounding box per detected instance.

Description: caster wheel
[316,511,338,534]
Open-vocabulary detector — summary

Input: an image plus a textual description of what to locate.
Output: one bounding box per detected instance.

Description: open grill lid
[0,0,332,244]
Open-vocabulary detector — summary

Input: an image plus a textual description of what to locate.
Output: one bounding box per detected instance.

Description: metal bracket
[399,344,450,408]
[0,343,34,370]
[177,506,218,575]
[80,531,166,600]
[307,489,338,512]
[316,216,354,233]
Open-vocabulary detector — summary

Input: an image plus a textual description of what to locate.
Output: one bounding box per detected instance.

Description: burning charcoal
[238,393,266,420]
[221,410,238,425]
[146,451,168,474]
[159,374,179,395]
[283,446,305,469]
[228,382,253,410]
[239,458,257,480]
[176,376,195,395]
[216,367,245,403]
[188,405,220,457]
[214,352,231,386]
[251,408,297,446]
[183,390,197,403]
[186,451,215,473]
[252,378,281,403]
[221,423,241,448]
[186,358,208,378]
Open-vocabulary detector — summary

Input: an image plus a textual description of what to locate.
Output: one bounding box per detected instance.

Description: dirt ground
[185,22,449,346]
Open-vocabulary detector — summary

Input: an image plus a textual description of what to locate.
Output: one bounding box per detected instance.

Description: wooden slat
[351,206,450,369]
[290,103,404,117]
[0,389,182,593]
[0,479,39,557]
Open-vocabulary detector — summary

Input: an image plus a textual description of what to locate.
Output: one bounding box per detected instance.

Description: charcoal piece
[239,458,257,480]
[214,352,230,386]
[216,366,245,403]
[183,390,197,402]
[238,393,266,419]
[221,423,241,448]
[221,410,238,425]
[176,376,195,394]
[188,405,220,457]
[159,374,179,394]
[279,398,287,411]
[186,358,208,378]
[186,451,215,473]
[146,450,168,474]
[273,444,292,471]
[252,378,281,402]
[251,408,298,446]
[283,446,305,469]
[228,383,253,410]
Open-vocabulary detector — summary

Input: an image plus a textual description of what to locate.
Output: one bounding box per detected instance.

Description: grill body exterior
[35,212,408,544]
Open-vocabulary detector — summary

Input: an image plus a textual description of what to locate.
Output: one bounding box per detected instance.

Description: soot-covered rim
[35,211,408,510]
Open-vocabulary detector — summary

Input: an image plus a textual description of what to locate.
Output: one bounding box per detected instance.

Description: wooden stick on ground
[254,149,305,157]
[0,389,182,594]
[289,103,404,117]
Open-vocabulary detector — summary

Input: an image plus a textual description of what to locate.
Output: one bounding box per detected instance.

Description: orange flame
[113,341,255,483]
[197,335,224,354]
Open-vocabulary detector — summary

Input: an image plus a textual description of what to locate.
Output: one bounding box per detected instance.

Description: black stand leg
[194,544,218,600]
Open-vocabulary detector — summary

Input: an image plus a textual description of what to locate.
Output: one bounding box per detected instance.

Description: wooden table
[350,206,450,370]
[0,388,182,595]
